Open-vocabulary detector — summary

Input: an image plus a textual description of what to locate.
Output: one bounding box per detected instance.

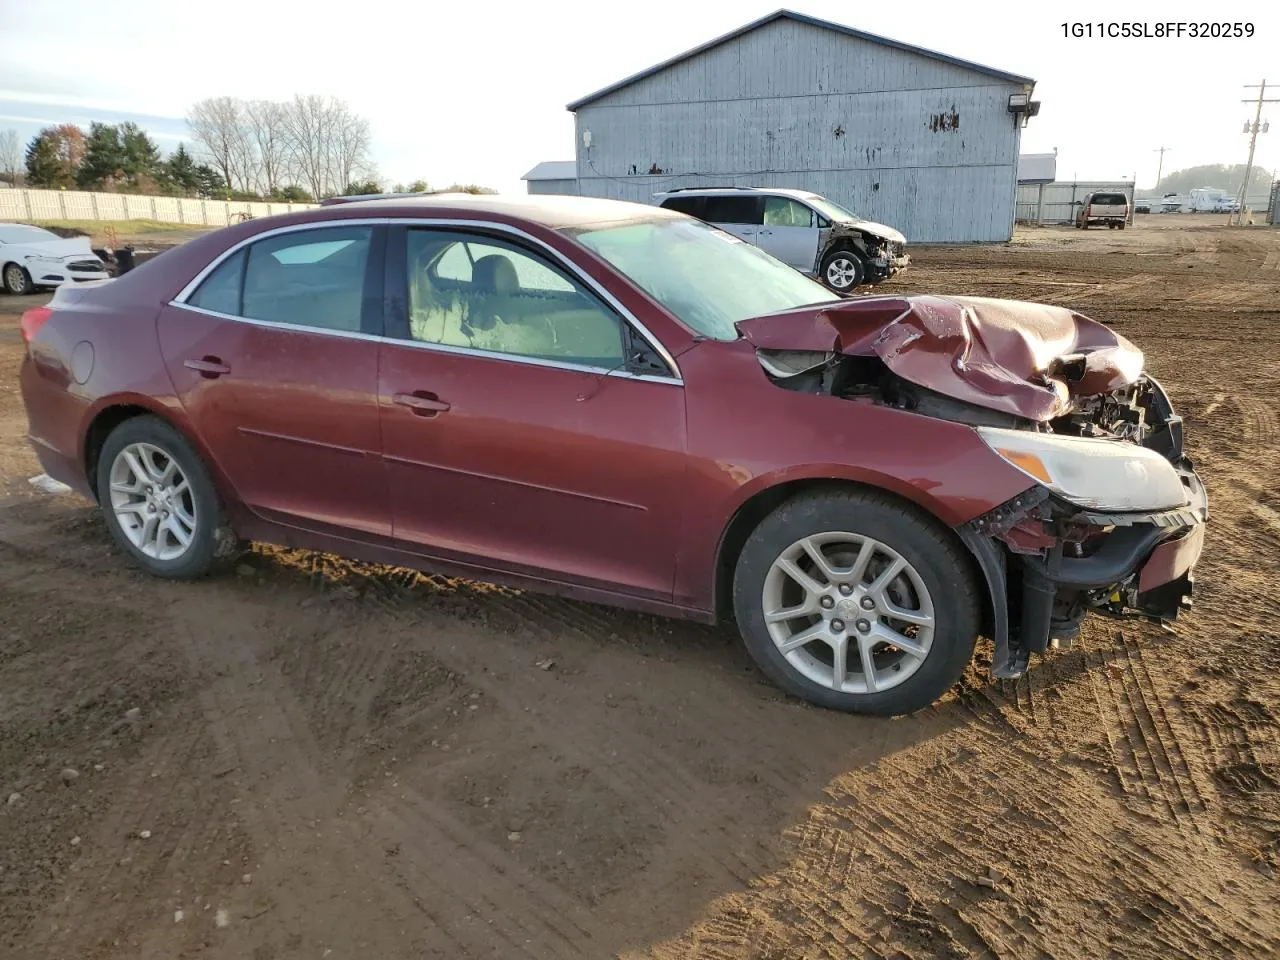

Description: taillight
[19,306,52,345]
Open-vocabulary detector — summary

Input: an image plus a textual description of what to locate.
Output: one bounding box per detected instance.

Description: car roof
[305,193,681,230]
[654,186,823,203]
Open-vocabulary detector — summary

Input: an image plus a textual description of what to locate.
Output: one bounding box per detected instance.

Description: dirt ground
[0,213,1277,959]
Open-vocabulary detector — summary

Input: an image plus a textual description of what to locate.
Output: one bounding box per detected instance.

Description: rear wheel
[96,416,237,579]
[733,490,979,715]
[3,263,33,295]
[820,249,865,292]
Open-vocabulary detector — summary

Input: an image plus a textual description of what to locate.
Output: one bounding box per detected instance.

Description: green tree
[406,179,430,193]
[1149,163,1275,197]
[342,179,382,195]
[440,183,496,195]
[268,184,313,203]
[77,123,123,188]
[24,125,85,187]
[193,164,227,197]
[78,122,162,189]
[165,143,200,194]
[25,135,64,187]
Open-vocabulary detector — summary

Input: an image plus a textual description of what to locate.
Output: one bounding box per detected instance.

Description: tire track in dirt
[163,602,611,958]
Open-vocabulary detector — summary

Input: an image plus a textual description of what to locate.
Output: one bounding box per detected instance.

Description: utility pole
[1153,146,1170,193]
[1236,80,1278,225]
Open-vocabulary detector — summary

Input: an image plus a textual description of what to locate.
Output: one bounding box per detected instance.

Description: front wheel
[733,490,980,714]
[3,263,33,295]
[96,415,237,579]
[820,249,865,292]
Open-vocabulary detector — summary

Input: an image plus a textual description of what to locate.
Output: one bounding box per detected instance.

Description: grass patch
[22,219,216,246]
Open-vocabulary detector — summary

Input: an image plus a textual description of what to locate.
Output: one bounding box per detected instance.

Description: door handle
[759,229,773,236]
[393,391,451,417]
[184,357,231,378]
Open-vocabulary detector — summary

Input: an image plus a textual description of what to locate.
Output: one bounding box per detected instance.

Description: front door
[377,226,687,599]
[757,196,821,272]
[159,224,390,539]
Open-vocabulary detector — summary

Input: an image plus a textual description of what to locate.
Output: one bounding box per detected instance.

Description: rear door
[756,196,821,271]
[704,195,763,245]
[158,224,391,539]
[377,225,687,599]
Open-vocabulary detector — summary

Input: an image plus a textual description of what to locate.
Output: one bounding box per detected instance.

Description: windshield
[571,218,839,340]
[802,195,862,223]
[0,224,60,244]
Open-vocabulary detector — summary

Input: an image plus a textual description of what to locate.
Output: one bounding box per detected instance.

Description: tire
[820,249,865,293]
[1118,222,1126,230]
[732,489,980,715]
[3,263,33,295]
[96,415,238,579]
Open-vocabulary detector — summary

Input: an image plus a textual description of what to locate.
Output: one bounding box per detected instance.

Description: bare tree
[280,95,373,198]
[333,101,374,193]
[185,94,376,198]
[186,97,252,192]
[282,94,336,199]
[245,100,289,195]
[0,128,21,183]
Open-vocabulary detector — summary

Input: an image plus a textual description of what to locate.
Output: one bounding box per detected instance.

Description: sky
[1,0,1276,194]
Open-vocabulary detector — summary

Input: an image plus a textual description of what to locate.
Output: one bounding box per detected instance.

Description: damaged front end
[740,295,1209,680]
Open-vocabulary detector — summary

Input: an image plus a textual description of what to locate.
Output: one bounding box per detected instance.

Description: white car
[0,223,110,294]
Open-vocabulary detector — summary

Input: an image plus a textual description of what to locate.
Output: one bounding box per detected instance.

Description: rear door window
[241,227,374,332]
[703,195,763,225]
[1091,194,1126,206]
[186,226,376,333]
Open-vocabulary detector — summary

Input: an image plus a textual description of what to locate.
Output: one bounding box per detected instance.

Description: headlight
[977,426,1188,512]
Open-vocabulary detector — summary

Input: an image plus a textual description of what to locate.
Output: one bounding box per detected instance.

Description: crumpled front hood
[736,295,1144,421]
[832,220,906,245]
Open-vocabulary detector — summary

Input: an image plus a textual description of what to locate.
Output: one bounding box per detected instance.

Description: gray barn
[565,10,1037,243]
[522,160,579,196]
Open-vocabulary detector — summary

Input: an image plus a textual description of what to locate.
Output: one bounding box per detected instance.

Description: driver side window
[405,230,627,369]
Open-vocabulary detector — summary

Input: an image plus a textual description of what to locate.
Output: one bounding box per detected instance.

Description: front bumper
[27,259,109,286]
[961,456,1208,680]
[867,252,910,281]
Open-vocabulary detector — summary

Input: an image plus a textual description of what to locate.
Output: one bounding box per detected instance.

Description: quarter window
[405,230,626,369]
[187,249,245,316]
[661,195,708,219]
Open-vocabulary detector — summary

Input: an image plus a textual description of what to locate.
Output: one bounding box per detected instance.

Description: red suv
[18,195,1206,714]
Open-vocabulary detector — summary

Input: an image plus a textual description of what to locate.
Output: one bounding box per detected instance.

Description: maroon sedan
[18,195,1207,714]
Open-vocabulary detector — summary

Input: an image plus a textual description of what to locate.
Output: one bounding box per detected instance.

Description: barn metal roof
[566,9,1034,112]
[522,160,578,181]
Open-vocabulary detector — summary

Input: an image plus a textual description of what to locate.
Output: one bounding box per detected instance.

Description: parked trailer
[1190,188,1236,213]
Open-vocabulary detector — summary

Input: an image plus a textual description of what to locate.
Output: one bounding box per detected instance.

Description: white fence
[1016,181,1135,225]
[0,187,317,227]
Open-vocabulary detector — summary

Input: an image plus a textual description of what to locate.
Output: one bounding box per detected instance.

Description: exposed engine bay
[739,295,1209,680]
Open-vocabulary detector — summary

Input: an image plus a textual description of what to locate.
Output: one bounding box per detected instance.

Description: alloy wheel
[4,264,27,294]
[108,442,198,560]
[761,532,935,694]
[825,257,859,290]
